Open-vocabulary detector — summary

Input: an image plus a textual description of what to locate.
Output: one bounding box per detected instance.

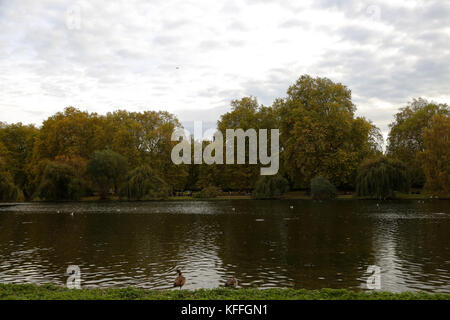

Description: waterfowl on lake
[225,277,238,288]
[174,269,186,289]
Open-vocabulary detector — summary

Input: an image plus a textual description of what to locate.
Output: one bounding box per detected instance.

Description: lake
[0,200,449,293]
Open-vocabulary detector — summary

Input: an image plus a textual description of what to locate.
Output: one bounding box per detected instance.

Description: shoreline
[0,283,449,300]
[1,192,448,204]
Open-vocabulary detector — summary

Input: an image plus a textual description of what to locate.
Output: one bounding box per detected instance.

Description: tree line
[0,75,448,201]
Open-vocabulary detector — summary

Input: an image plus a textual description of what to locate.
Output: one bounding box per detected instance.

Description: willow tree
[356,156,409,200]
[0,172,24,201]
[121,165,171,200]
[34,161,85,201]
[86,149,127,199]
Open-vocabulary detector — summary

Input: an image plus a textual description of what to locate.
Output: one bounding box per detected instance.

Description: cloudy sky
[1,0,449,138]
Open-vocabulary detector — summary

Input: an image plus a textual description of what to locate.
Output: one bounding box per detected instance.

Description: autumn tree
[32,107,106,160]
[278,75,382,189]
[420,114,450,195]
[214,97,280,191]
[104,110,188,190]
[28,107,105,194]
[0,123,38,198]
[387,98,449,188]
[0,141,24,201]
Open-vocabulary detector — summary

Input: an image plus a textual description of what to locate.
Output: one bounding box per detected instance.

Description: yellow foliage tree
[421,114,450,196]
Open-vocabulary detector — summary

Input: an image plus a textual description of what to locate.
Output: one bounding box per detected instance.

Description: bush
[252,175,289,199]
[193,186,221,198]
[121,165,171,200]
[310,176,337,200]
[34,162,85,200]
[356,156,409,200]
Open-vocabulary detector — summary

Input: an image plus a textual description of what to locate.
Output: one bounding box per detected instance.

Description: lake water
[0,200,449,293]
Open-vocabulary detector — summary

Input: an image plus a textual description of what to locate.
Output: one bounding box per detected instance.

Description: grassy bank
[0,284,449,300]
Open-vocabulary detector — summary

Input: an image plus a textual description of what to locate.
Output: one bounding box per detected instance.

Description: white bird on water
[290,205,294,209]
[232,208,235,211]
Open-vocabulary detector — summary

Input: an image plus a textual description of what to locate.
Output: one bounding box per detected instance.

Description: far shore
[1,192,448,204]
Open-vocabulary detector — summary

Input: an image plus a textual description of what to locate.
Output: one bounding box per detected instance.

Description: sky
[1,0,449,139]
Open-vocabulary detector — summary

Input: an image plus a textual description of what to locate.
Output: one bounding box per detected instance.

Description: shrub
[252,175,289,199]
[193,186,221,198]
[121,165,171,200]
[356,156,409,200]
[310,176,337,200]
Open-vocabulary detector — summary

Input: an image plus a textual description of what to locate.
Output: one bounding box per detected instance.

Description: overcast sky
[1,0,449,138]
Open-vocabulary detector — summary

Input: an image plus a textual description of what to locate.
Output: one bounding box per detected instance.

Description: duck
[173,269,186,289]
[225,277,238,288]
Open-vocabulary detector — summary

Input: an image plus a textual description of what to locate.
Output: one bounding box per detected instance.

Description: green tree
[387,98,449,188]
[86,150,127,199]
[310,176,337,200]
[252,175,289,199]
[214,97,281,191]
[278,75,382,189]
[35,162,85,200]
[420,114,450,195]
[193,185,221,198]
[121,165,171,200]
[356,156,409,200]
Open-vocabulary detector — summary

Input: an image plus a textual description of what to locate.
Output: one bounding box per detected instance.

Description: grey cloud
[278,19,309,29]
[197,40,223,51]
[338,25,377,43]
[153,35,180,46]
[0,0,449,133]
[227,20,248,31]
